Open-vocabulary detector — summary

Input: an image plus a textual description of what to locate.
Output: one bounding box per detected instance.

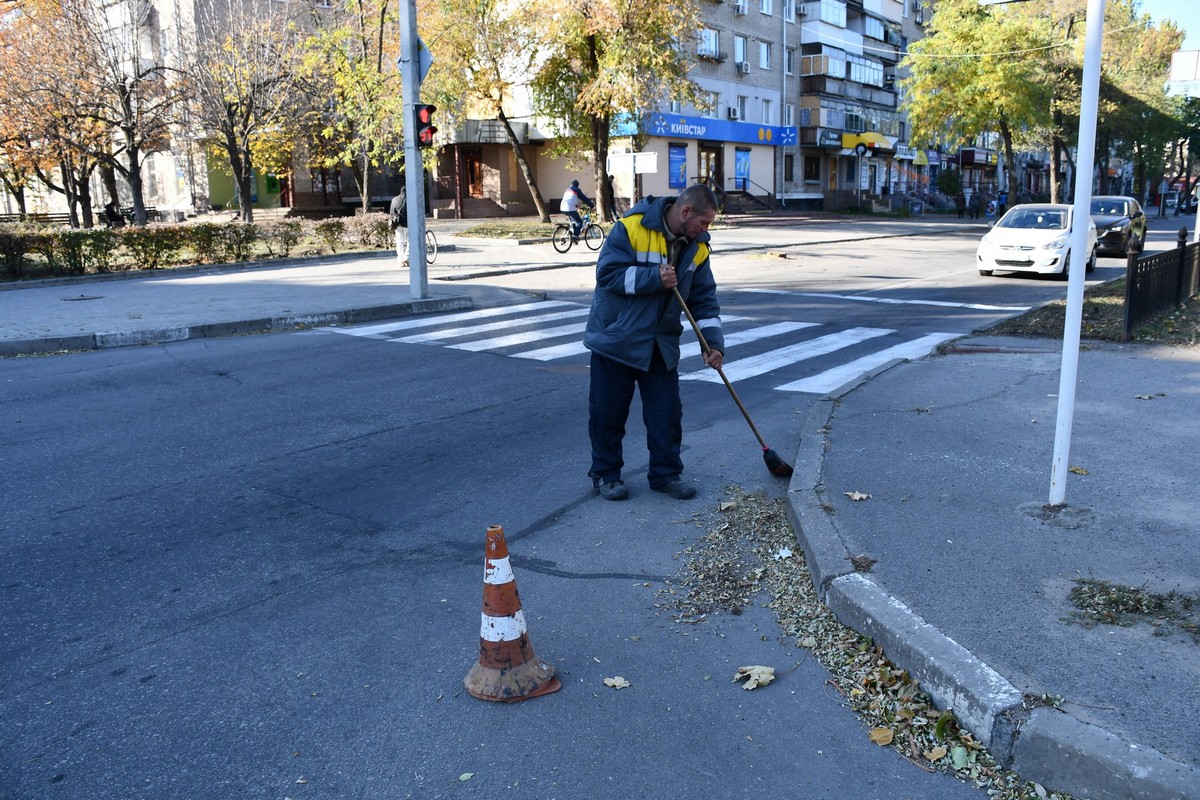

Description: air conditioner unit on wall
[728,107,741,120]
[737,61,751,74]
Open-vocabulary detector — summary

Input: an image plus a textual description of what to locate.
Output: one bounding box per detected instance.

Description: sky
[1135,0,1196,50]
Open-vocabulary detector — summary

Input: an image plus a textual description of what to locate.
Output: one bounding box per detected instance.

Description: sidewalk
[3,212,1197,798]
[791,334,1200,799]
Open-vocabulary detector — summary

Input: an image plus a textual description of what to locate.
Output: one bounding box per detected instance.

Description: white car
[976,203,1097,278]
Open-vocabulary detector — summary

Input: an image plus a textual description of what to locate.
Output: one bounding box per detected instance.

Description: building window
[785,47,796,75]
[847,54,883,87]
[698,28,719,58]
[761,98,772,124]
[737,95,748,119]
[845,111,865,132]
[760,0,772,14]
[734,35,747,64]
[670,99,684,114]
[758,41,771,69]
[845,158,857,184]
[863,16,884,41]
[809,0,846,27]
[801,52,846,79]
[784,102,795,126]
[784,154,795,182]
[804,156,821,182]
[784,0,795,23]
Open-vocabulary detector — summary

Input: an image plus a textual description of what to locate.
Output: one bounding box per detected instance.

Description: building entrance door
[698,145,723,192]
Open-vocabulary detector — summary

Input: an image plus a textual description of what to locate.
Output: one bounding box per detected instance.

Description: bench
[0,212,73,226]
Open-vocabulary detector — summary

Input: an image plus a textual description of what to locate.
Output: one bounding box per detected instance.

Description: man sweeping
[583,184,724,501]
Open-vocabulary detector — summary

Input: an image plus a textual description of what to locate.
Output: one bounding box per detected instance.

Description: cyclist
[562,179,594,242]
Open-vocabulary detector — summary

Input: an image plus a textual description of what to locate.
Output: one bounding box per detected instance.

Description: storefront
[627,113,799,202]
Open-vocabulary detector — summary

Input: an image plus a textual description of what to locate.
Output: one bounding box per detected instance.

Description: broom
[672,286,793,478]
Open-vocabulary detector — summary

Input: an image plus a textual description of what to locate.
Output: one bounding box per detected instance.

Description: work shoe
[652,480,696,500]
[596,480,629,501]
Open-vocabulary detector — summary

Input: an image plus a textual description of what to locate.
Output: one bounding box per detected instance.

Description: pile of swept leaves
[659,485,1074,800]
[1066,578,1199,641]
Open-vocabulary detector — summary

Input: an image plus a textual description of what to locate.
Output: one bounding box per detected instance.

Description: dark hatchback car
[1090,195,1147,257]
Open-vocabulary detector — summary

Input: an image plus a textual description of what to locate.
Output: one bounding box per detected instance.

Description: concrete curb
[0,297,473,357]
[784,360,1200,800]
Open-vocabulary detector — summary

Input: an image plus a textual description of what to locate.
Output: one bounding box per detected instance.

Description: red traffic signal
[414,104,437,149]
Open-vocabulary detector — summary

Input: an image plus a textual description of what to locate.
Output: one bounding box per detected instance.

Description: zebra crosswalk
[322,300,959,395]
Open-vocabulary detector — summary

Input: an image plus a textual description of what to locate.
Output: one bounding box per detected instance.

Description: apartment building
[597,0,936,211]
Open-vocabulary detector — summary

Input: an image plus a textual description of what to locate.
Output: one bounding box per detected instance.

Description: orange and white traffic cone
[463,525,561,702]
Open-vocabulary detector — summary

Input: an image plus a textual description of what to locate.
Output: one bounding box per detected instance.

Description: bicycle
[424,228,438,263]
[552,211,604,253]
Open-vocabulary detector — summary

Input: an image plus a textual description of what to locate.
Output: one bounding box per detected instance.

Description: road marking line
[395,308,589,343]
[326,300,579,337]
[449,321,589,351]
[739,288,1030,312]
[681,327,893,383]
[682,321,819,360]
[775,332,960,394]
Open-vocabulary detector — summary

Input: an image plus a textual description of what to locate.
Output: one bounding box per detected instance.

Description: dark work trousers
[588,347,683,490]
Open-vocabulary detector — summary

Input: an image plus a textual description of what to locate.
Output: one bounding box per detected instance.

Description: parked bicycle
[552,211,604,253]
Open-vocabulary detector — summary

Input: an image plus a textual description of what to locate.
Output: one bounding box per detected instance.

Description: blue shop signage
[644,113,797,147]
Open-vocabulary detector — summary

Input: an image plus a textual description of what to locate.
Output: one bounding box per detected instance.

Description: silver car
[977,203,1097,278]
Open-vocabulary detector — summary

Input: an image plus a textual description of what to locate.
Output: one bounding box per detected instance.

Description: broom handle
[671,286,769,450]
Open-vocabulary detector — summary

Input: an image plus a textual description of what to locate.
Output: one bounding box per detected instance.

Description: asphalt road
[1,224,1163,799]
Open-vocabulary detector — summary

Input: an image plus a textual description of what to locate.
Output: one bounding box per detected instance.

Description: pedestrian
[998,190,1008,216]
[605,173,619,221]
[969,192,983,220]
[389,184,408,267]
[584,184,725,502]
[562,179,594,241]
[954,192,966,219]
[103,200,125,228]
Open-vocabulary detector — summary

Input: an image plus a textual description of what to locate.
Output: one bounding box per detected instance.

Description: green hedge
[0,216,376,280]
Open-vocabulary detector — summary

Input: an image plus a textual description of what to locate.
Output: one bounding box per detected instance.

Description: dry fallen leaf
[868,727,894,745]
[924,745,948,761]
[603,676,631,689]
[1068,465,1089,475]
[718,501,738,512]
[844,491,871,501]
[1135,394,1153,400]
[458,773,474,782]
[733,665,776,689]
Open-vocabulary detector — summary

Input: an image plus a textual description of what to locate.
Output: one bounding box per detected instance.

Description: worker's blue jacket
[583,195,724,371]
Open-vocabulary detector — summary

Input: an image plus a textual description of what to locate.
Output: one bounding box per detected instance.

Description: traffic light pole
[398,0,428,300]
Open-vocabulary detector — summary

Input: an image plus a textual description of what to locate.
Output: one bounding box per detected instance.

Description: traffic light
[414,104,437,149]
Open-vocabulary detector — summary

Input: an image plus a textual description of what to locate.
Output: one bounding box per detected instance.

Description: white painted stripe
[480,610,527,642]
[328,301,577,336]
[450,321,587,352]
[623,266,637,294]
[484,556,515,585]
[513,314,756,362]
[681,327,893,383]
[738,288,1030,312]
[395,308,589,343]
[775,332,960,394]
[682,321,818,360]
[515,341,590,361]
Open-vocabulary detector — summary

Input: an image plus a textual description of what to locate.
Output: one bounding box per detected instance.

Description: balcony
[800,75,897,107]
[697,48,727,63]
